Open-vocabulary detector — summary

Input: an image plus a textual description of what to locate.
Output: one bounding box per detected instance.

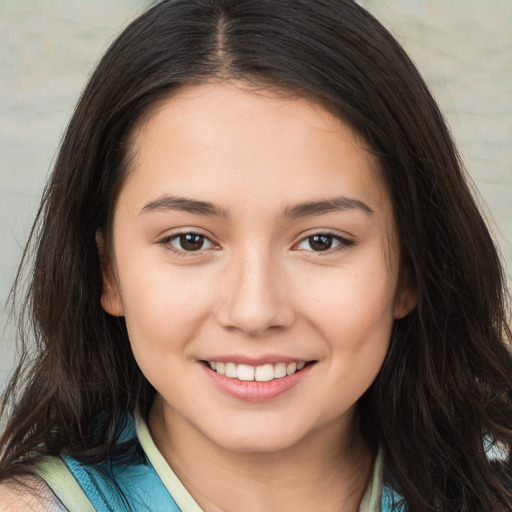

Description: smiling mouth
[203,361,313,382]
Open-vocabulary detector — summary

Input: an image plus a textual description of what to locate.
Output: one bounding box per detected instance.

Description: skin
[0,476,64,512]
[100,81,415,512]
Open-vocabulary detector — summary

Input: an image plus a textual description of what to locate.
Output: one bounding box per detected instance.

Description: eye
[161,232,217,253]
[295,233,353,253]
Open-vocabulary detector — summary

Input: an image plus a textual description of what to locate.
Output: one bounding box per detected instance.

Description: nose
[216,247,295,337]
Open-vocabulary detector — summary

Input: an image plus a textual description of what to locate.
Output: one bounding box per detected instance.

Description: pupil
[310,235,332,251]
[181,234,203,251]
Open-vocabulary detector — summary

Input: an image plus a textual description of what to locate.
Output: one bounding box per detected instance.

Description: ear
[95,231,124,317]
[393,272,417,319]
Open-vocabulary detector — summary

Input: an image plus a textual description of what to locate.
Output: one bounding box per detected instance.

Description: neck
[148,398,374,512]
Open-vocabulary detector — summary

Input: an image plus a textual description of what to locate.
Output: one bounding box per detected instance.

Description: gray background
[1,0,511,390]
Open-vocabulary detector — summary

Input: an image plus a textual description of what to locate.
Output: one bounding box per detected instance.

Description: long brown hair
[1,1,511,509]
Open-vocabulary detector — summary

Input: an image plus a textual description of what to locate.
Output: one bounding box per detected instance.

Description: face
[100,82,414,454]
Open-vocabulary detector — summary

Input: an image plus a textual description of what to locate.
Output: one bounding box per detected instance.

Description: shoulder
[0,475,64,512]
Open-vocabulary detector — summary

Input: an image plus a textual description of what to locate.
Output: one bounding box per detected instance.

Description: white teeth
[237,364,255,381]
[216,362,225,375]
[208,361,308,381]
[225,362,237,378]
[286,362,297,375]
[254,364,274,382]
[274,362,287,378]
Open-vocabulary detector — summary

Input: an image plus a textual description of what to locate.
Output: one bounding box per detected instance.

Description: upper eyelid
[158,228,216,243]
[294,229,354,244]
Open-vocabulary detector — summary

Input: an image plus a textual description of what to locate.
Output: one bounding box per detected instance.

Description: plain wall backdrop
[1,0,511,390]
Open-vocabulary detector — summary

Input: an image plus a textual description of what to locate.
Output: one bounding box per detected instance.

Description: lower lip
[200,363,314,402]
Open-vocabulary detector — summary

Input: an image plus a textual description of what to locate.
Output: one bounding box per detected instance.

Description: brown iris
[179,233,205,251]
[308,234,334,251]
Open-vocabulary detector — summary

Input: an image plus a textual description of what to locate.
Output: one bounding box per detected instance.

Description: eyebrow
[141,195,229,217]
[140,194,373,218]
[283,197,374,218]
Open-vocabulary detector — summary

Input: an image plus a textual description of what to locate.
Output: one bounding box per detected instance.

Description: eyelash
[158,231,354,256]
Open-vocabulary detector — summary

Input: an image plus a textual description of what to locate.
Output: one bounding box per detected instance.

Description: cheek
[117,263,220,396]
[117,258,215,354]
[306,268,395,413]
[295,257,396,373]
[300,260,397,331]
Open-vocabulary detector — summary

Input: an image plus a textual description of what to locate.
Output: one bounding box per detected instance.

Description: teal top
[35,415,402,511]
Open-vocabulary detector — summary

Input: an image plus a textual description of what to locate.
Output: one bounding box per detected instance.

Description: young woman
[1,0,511,510]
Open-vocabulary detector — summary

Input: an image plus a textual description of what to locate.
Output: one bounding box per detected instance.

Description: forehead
[121,81,391,218]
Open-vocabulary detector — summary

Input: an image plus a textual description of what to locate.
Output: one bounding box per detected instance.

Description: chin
[217,434,302,454]
[205,420,314,455]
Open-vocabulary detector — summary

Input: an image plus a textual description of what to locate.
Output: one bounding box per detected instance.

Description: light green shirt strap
[134,414,204,512]
[359,447,384,512]
[35,456,95,512]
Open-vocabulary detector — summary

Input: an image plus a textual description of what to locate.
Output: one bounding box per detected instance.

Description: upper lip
[199,355,314,366]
